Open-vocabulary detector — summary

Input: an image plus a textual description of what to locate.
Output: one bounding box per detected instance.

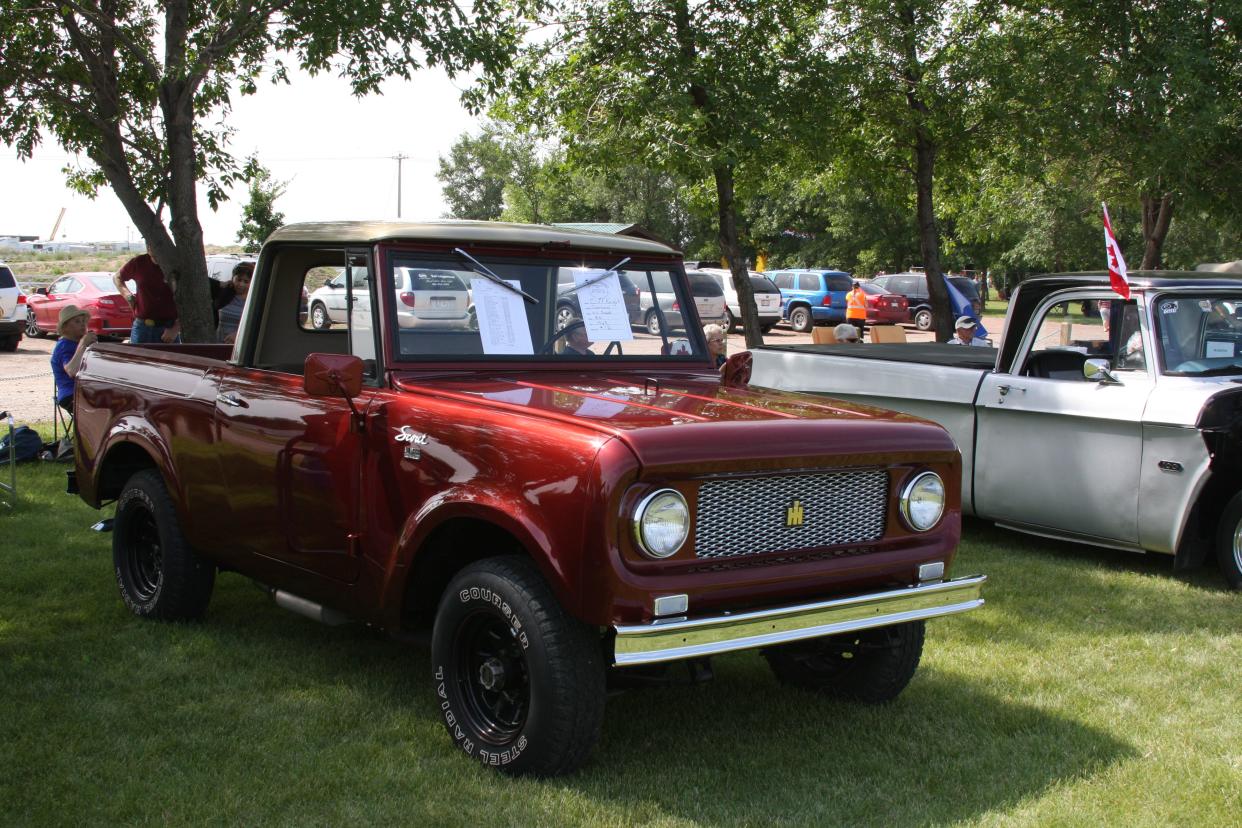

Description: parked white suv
[698,268,783,334]
[308,265,473,331]
[637,269,728,335]
[0,262,25,352]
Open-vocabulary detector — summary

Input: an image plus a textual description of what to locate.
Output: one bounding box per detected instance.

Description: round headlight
[633,489,690,559]
[900,471,945,531]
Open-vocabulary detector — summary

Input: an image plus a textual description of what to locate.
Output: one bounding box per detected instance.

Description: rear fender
[82,417,174,508]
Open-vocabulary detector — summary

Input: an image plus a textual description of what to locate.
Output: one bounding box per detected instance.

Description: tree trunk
[1139,192,1173,270]
[913,134,952,341]
[714,164,763,348]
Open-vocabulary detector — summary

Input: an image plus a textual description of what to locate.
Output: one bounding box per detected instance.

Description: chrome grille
[695,470,888,558]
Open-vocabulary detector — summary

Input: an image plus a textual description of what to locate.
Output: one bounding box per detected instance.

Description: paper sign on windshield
[572,269,634,342]
[472,278,534,355]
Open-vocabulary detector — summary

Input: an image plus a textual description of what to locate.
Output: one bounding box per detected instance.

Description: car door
[40,276,79,329]
[974,294,1153,543]
[213,250,377,584]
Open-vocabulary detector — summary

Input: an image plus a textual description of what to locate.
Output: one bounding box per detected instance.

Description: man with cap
[51,305,97,412]
[845,280,868,342]
[949,315,990,347]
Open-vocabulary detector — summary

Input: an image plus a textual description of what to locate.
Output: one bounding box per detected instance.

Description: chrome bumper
[612,575,987,666]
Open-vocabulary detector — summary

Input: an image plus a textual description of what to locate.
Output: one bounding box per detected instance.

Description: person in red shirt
[113,248,179,343]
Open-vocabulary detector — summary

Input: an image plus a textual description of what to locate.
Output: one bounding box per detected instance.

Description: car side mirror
[304,353,363,398]
[35,287,47,295]
[1084,358,1120,384]
[721,351,752,389]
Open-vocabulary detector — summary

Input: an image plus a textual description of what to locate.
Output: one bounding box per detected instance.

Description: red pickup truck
[73,222,985,775]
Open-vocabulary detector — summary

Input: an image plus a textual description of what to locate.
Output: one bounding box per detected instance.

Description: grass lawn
[2,458,1238,826]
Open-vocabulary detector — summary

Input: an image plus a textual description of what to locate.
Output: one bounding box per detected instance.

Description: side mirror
[304,353,363,398]
[35,287,48,295]
[1083,358,1120,384]
[721,351,752,389]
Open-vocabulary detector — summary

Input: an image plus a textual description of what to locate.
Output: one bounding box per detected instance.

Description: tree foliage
[236,165,287,253]
[0,0,523,340]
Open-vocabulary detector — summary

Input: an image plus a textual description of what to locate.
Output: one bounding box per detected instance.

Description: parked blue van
[767,269,854,332]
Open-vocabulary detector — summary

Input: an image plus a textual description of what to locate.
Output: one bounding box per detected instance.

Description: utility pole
[392,153,409,217]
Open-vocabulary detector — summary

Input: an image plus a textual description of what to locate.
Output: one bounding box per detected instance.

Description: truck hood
[392,372,959,470]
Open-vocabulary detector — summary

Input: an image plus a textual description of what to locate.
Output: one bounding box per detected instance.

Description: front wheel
[914,308,933,331]
[789,306,813,333]
[555,304,576,330]
[26,309,44,338]
[310,302,332,331]
[113,470,215,620]
[1215,492,1242,590]
[725,309,739,334]
[645,310,662,336]
[432,556,605,776]
[763,620,925,702]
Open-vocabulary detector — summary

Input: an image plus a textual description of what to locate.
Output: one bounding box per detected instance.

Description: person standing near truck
[113,248,179,343]
[846,281,868,342]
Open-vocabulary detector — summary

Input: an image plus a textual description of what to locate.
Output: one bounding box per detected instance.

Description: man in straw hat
[51,305,97,413]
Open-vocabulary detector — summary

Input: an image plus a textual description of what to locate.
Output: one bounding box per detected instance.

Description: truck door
[213,248,377,584]
[974,295,1153,544]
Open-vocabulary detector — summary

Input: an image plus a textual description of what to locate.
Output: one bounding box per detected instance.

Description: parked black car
[870,272,982,331]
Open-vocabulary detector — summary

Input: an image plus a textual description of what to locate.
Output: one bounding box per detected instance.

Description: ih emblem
[786,499,805,527]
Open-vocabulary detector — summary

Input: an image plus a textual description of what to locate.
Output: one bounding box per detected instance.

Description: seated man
[561,323,594,356]
[949,316,990,347]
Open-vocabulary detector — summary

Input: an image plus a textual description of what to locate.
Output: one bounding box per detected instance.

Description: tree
[0,1,521,340]
[236,166,286,253]
[1031,1,1242,270]
[437,125,517,220]
[816,0,1024,340]
[505,0,828,348]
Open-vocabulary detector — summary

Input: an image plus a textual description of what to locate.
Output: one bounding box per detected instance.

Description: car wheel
[310,302,331,331]
[789,306,812,333]
[763,620,925,703]
[1215,492,1242,590]
[760,323,776,335]
[113,470,215,621]
[914,309,933,331]
[26,309,44,338]
[432,556,605,776]
[0,333,19,352]
[725,309,739,334]
[555,304,576,330]
[645,310,662,336]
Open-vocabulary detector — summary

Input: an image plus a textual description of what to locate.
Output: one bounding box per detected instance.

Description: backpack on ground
[0,425,44,464]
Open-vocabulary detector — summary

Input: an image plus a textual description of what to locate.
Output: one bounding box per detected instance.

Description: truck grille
[694,470,888,559]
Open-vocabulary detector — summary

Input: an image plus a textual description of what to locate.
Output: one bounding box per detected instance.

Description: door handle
[216,392,249,408]
[997,385,1025,396]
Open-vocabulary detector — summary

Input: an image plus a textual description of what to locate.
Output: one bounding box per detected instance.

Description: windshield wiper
[558,257,632,298]
[453,248,538,304]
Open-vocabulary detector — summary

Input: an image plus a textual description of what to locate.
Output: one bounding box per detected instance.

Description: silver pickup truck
[752,272,1242,590]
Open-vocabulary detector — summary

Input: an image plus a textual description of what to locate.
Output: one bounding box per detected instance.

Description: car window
[1027,298,1130,376]
[688,272,724,296]
[409,270,468,292]
[949,276,979,300]
[771,273,793,289]
[859,282,885,295]
[0,266,14,289]
[50,277,74,294]
[825,274,852,292]
[750,275,781,294]
[888,275,914,295]
[798,273,820,291]
[89,275,117,292]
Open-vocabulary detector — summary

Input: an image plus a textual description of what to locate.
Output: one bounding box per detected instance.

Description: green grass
[2,457,1239,826]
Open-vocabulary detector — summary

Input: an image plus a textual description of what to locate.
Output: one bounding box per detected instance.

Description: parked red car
[25,272,134,338]
[860,281,910,325]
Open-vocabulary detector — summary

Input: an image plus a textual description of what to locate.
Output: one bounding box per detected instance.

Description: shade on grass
[1,457,1238,826]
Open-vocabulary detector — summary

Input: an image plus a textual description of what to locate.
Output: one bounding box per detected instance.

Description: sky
[0,67,483,246]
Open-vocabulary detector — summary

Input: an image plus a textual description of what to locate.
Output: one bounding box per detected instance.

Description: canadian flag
[1102,202,1130,299]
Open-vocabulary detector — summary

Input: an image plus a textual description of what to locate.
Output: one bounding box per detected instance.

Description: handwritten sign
[572,269,634,342]
[472,278,534,355]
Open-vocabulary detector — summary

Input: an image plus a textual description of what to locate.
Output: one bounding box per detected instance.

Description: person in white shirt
[948,315,991,347]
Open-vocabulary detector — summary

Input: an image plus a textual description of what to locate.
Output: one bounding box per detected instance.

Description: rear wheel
[789,306,813,333]
[763,621,925,702]
[725,309,740,334]
[310,302,331,330]
[555,304,576,330]
[914,308,933,331]
[645,310,662,336]
[113,470,215,620]
[432,556,605,776]
[1215,492,1242,590]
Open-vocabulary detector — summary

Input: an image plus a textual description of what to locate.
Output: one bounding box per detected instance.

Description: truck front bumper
[612,575,986,666]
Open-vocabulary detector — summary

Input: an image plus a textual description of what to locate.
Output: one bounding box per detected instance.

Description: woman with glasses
[704,323,728,368]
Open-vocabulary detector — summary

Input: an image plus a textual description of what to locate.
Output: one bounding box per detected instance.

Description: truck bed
[751,342,995,514]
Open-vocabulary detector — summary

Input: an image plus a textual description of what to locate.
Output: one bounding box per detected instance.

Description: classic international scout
[73,222,985,775]
[752,271,1242,590]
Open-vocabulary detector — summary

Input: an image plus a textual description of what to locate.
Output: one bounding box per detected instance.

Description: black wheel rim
[119,504,163,602]
[452,611,530,744]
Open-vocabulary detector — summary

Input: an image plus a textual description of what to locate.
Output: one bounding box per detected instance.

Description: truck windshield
[1154,294,1242,375]
[385,253,712,362]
